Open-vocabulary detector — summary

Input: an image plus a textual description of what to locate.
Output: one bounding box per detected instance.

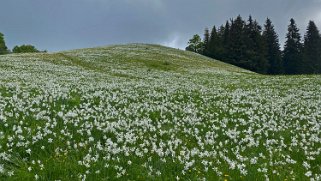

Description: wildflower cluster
[0,44,320,180]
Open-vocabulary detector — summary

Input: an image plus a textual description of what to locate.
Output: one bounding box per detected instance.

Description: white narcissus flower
[0,45,321,179]
[0,164,4,174]
[305,171,312,177]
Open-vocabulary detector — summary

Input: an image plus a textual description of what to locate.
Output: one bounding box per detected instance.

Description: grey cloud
[0,0,320,51]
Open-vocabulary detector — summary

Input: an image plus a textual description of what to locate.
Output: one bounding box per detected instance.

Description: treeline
[0,32,43,54]
[186,15,321,74]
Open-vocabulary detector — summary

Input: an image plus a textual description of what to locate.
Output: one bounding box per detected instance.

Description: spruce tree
[208,26,220,59]
[203,28,210,56]
[243,16,268,73]
[207,26,216,58]
[228,15,246,65]
[283,18,303,74]
[263,18,283,74]
[0,32,8,55]
[252,20,269,73]
[303,21,321,74]
[216,25,226,60]
[222,21,231,61]
[243,16,255,69]
[244,15,255,53]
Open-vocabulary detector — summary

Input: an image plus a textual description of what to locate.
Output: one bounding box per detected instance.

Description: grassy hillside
[0,44,321,180]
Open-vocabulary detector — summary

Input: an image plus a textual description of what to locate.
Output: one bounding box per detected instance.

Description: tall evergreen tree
[207,26,221,59]
[207,26,216,58]
[0,32,8,55]
[263,18,283,74]
[243,16,255,67]
[303,21,321,74]
[252,20,269,73]
[221,21,231,60]
[228,15,246,65]
[203,28,210,56]
[243,16,268,73]
[283,18,303,74]
[244,15,255,52]
[216,25,226,60]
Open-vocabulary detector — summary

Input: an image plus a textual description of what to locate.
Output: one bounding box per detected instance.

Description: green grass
[0,44,320,180]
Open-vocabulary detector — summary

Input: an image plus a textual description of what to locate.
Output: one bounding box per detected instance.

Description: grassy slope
[0,44,321,180]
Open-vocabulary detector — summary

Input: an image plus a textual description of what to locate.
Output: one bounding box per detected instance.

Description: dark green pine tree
[0,32,8,55]
[244,15,255,54]
[207,26,217,58]
[228,15,246,65]
[221,21,231,61]
[243,16,268,73]
[203,28,210,56]
[283,18,303,74]
[302,21,321,74]
[262,18,283,74]
[208,26,222,59]
[216,25,226,60]
[252,20,269,73]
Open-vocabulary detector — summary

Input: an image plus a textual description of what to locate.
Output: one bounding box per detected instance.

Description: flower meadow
[0,44,321,180]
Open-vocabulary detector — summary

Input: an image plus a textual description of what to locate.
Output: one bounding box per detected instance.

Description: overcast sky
[0,0,320,52]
